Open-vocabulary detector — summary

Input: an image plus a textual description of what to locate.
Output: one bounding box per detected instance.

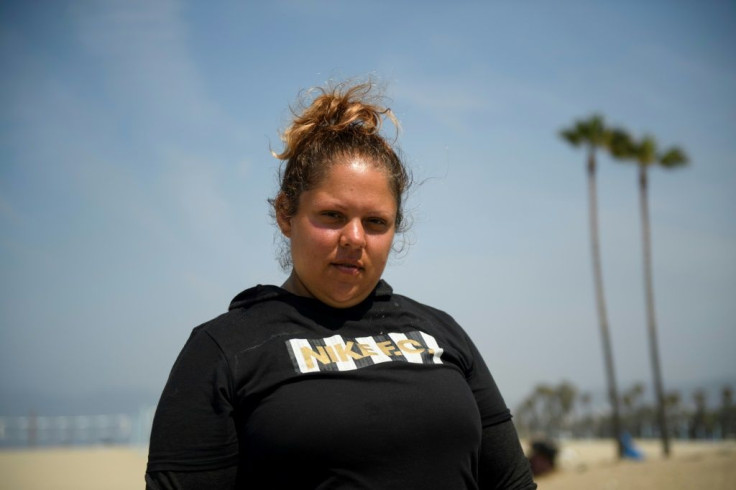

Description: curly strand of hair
[273,81,398,161]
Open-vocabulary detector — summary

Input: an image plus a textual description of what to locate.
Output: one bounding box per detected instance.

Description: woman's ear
[275,194,292,237]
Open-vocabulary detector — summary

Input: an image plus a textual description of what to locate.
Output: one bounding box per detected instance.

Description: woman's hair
[270,80,412,267]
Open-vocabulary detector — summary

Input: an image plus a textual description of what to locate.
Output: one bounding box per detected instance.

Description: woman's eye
[365,218,389,230]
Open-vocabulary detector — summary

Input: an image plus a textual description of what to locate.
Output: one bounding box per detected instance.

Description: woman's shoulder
[228,283,289,310]
[389,289,459,326]
[184,284,297,353]
[386,288,475,344]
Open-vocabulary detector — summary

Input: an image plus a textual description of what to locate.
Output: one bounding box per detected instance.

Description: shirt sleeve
[465,326,537,490]
[145,466,238,490]
[462,331,512,428]
[478,419,537,490]
[146,327,239,474]
[461,330,537,488]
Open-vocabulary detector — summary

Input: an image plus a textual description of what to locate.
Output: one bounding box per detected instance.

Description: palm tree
[610,129,689,457]
[621,382,645,436]
[576,392,595,437]
[665,390,683,439]
[560,115,623,457]
[690,389,708,439]
[720,386,734,438]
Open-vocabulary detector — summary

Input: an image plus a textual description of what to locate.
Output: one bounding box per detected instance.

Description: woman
[146,81,536,489]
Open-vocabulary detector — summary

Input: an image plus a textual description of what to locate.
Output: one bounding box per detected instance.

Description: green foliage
[559,114,610,150]
[608,127,689,169]
[659,147,689,168]
[515,380,579,438]
[562,114,691,169]
[608,129,634,159]
[515,381,736,440]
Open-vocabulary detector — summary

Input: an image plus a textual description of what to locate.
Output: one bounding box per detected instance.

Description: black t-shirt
[147,281,527,489]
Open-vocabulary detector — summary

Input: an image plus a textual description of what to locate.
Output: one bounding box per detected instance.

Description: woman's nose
[340,219,366,249]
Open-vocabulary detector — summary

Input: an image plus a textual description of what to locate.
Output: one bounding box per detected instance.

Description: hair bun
[274,81,397,161]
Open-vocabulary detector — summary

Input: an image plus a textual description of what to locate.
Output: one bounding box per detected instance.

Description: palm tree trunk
[638,164,671,457]
[588,149,624,457]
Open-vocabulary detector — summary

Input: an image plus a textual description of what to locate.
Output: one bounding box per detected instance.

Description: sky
[1,0,734,416]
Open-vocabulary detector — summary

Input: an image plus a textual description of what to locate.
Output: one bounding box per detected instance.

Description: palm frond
[609,128,635,160]
[636,135,658,166]
[560,114,609,149]
[585,114,608,146]
[560,128,582,146]
[659,147,689,168]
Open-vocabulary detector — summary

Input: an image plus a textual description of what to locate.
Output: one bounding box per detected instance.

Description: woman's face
[278,158,397,308]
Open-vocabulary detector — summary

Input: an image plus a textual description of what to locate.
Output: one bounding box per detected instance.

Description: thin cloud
[70,0,228,138]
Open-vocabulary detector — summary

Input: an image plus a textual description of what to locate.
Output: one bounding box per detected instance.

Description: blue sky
[1,0,734,415]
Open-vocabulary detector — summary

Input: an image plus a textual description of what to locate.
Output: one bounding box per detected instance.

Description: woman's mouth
[332,261,363,274]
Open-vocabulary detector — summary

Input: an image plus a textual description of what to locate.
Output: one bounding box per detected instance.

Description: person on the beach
[145,80,537,489]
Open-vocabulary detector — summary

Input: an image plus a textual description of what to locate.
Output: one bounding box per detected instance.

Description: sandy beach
[1,439,734,489]
[536,439,736,489]
[0,446,148,490]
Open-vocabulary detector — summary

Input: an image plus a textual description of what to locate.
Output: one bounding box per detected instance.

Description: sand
[537,439,736,489]
[0,439,734,489]
[0,446,148,490]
